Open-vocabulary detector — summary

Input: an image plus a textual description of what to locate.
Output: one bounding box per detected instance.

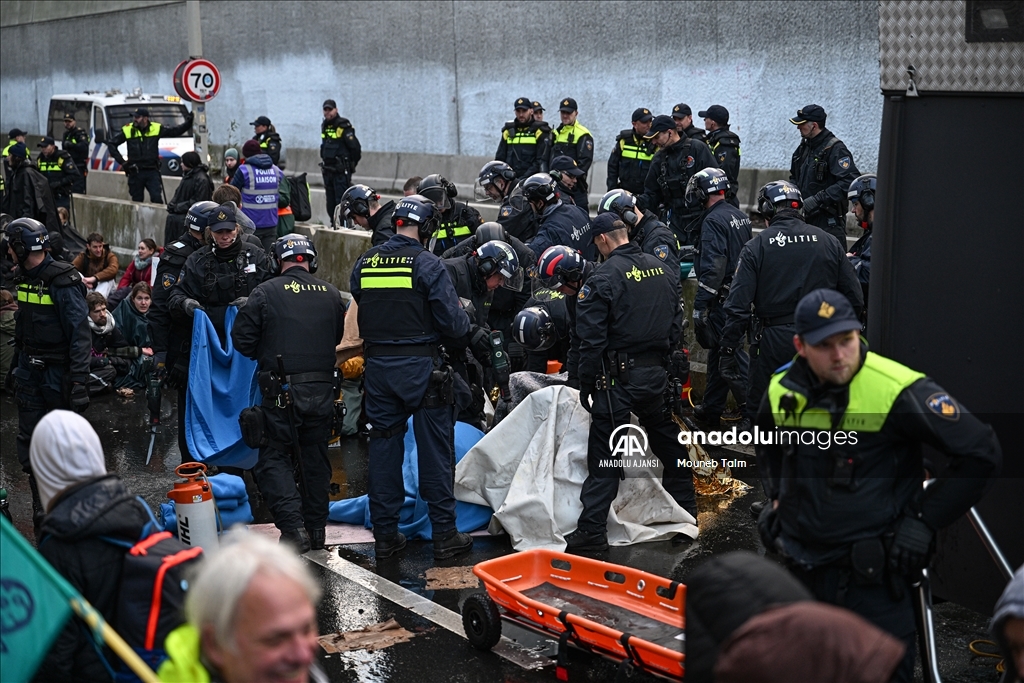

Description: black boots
[280,527,312,554]
[433,530,473,560]
[564,528,609,552]
[307,527,326,551]
[374,531,407,559]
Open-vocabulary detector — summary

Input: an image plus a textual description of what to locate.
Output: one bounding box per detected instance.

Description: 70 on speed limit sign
[173,58,221,102]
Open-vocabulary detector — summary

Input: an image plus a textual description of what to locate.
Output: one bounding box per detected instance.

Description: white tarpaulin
[454,384,698,551]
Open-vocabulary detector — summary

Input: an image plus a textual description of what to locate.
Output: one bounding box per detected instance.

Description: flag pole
[70,597,162,683]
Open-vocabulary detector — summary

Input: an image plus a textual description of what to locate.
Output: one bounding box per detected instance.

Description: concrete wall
[1,1,882,174]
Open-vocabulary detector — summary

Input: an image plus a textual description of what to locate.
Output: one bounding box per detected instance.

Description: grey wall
[1,0,881,172]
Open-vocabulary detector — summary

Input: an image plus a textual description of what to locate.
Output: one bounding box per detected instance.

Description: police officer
[551,98,594,204]
[350,195,474,560]
[719,181,863,423]
[514,294,569,374]
[534,245,593,388]
[150,201,214,463]
[606,107,654,196]
[495,97,552,182]
[532,101,545,123]
[478,160,538,242]
[250,115,283,167]
[598,188,679,287]
[338,184,395,246]
[417,174,482,255]
[6,142,60,234]
[684,168,753,428]
[4,218,90,532]
[756,288,1001,683]
[35,137,79,210]
[846,173,875,311]
[549,156,587,208]
[672,103,706,142]
[522,173,594,261]
[699,105,741,208]
[788,104,860,245]
[320,99,361,227]
[105,106,194,203]
[61,113,89,194]
[567,213,696,552]
[639,115,718,247]
[232,234,345,552]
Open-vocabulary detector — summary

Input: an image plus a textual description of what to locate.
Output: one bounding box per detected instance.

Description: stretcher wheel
[463,592,502,650]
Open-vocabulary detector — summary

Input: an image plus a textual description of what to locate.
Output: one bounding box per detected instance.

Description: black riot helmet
[513,306,556,351]
[475,222,505,245]
[847,173,877,213]
[684,167,730,208]
[478,160,516,188]
[757,180,803,219]
[522,173,558,209]
[392,195,439,240]
[271,233,318,274]
[535,245,586,290]
[3,217,49,262]
[185,200,220,233]
[598,189,640,227]
[417,174,457,212]
[340,184,379,219]
[475,240,524,291]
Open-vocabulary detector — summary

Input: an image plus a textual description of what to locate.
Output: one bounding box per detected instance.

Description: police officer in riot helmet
[846,173,875,311]
[232,234,345,553]
[685,168,753,429]
[350,194,475,561]
[514,299,569,374]
[522,173,594,262]
[477,160,539,242]
[534,244,593,388]
[567,213,697,552]
[598,188,679,287]
[417,174,482,256]
[718,181,862,428]
[150,201,213,463]
[337,184,395,246]
[4,217,90,535]
[638,115,718,248]
[549,155,587,208]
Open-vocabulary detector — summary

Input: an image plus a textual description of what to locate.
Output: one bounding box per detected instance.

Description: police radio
[489,330,511,401]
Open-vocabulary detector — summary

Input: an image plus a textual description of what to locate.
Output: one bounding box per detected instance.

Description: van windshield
[107,104,190,136]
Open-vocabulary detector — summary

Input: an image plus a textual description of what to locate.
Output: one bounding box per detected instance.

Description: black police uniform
[574,242,697,531]
[11,255,90,509]
[163,165,213,245]
[429,201,482,256]
[639,136,718,247]
[320,114,361,226]
[36,149,79,209]
[682,124,706,143]
[62,124,90,193]
[706,127,741,208]
[149,231,204,462]
[367,200,397,247]
[529,201,594,262]
[551,121,594,204]
[497,187,539,243]
[254,130,283,166]
[232,267,345,538]
[441,253,492,421]
[631,213,680,290]
[523,287,570,373]
[693,200,753,417]
[607,129,654,196]
[495,120,552,181]
[8,162,61,233]
[756,346,1001,682]
[350,233,471,541]
[106,116,193,203]
[848,229,871,306]
[719,211,863,417]
[789,128,860,244]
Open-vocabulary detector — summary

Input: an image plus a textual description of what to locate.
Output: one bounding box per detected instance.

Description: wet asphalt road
[0,390,1003,682]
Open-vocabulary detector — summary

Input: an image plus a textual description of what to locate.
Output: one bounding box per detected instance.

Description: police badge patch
[578,284,591,301]
[685,155,695,168]
[500,207,511,218]
[654,245,668,261]
[162,273,177,289]
[926,393,960,421]
[838,156,851,170]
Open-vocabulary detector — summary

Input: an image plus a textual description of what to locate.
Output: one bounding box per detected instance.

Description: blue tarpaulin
[185,307,260,469]
[329,420,493,539]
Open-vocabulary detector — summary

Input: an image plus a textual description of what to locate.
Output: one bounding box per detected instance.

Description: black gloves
[578,383,594,413]
[183,298,204,317]
[468,326,491,360]
[69,383,89,413]
[889,514,935,576]
[229,297,248,308]
[757,500,781,551]
[165,361,189,390]
[720,347,740,383]
[692,308,715,349]
[802,195,820,217]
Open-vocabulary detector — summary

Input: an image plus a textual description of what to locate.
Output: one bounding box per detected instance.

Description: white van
[47,89,194,176]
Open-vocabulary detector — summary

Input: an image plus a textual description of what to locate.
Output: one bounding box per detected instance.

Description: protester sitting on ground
[158,529,328,683]
[72,232,119,298]
[111,281,155,390]
[107,238,160,310]
[86,291,142,396]
[31,410,152,683]
[0,289,16,392]
[992,565,1024,683]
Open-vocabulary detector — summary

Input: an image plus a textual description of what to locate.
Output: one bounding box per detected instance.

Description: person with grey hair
[158,530,328,683]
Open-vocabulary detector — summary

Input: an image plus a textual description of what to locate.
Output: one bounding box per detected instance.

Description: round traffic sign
[180,58,221,102]
[172,59,189,101]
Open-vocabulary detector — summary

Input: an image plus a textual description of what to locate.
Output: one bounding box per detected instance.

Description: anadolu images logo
[609,424,648,458]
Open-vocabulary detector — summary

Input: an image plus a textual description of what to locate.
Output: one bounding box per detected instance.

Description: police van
[46,89,193,176]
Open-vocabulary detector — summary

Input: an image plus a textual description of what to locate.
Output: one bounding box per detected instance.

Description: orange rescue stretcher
[462,549,685,681]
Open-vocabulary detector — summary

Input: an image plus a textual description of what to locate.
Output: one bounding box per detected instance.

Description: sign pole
[186,0,209,165]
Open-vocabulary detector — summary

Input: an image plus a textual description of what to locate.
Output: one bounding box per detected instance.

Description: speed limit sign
[177,58,221,102]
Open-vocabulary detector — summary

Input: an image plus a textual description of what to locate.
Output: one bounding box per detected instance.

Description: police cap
[532,101,544,112]
[643,115,676,139]
[631,107,653,123]
[698,104,729,126]
[133,107,150,117]
[558,97,578,113]
[8,128,27,138]
[37,136,56,148]
[208,203,239,232]
[514,97,532,110]
[795,289,861,345]
[671,103,692,119]
[790,104,826,125]
[250,115,272,127]
[322,99,337,110]
[63,112,76,121]
[550,156,585,177]
[590,212,622,236]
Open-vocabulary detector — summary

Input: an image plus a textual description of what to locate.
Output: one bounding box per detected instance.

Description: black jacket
[368,200,396,247]
[639,136,718,243]
[9,162,60,232]
[106,117,193,169]
[631,213,680,290]
[529,201,594,262]
[164,165,214,243]
[429,201,483,255]
[254,129,283,166]
[789,128,860,225]
[706,127,741,207]
[35,475,151,683]
[36,150,79,199]
[320,114,361,172]
[62,125,90,168]
[682,124,707,143]
[693,200,752,311]
[719,212,863,349]
[149,232,203,363]
[495,120,552,181]
[607,129,655,195]
[496,188,539,242]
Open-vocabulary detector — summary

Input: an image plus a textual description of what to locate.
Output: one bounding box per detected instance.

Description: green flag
[0,515,76,681]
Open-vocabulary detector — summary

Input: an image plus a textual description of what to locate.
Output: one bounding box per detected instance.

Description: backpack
[289,172,312,221]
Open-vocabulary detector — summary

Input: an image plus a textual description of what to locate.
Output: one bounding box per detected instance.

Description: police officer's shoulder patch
[838,156,851,170]
[161,272,177,289]
[500,206,512,218]
[685,155,695,168]
[578,284,591,301]
[925,393,960,421]
[654,245,668,261]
